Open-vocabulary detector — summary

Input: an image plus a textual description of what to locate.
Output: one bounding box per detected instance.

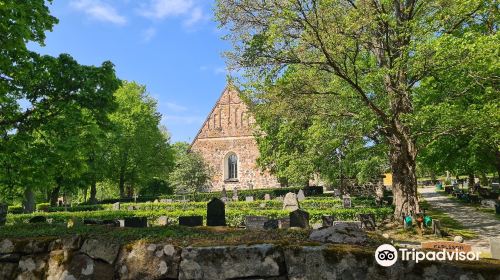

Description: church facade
[190,85,280,191]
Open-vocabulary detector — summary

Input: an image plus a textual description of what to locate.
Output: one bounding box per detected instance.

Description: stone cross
[207,198,226,226]
[283,192,299,211]
[290,209,310,228]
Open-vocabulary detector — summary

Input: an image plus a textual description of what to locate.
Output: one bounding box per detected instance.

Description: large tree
[107,82,174,198]
[216,0,498,217]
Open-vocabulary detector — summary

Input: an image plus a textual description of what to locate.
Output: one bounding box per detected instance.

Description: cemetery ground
[1,188,499,279]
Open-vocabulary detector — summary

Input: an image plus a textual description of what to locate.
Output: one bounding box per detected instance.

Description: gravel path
[419,186,500,252]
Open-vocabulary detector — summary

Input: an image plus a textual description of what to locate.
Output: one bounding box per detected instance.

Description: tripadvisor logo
[374,244,480,267]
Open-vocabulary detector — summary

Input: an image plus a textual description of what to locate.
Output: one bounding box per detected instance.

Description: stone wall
[1,237,499,280]
[191,86,280,191]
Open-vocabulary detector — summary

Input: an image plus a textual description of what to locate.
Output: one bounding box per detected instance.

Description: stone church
[190,85,280,191]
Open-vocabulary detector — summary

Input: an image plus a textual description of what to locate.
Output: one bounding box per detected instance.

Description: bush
[7,205,23,214]
[36,203,50,212]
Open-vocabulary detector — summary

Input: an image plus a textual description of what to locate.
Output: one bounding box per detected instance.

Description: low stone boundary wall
[0,236,499,279]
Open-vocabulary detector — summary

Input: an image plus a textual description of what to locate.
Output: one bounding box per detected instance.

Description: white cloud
[183,6,205,27]
[142,27,157,41]
[164,102,187,112]
[139,0,194,19]
[199,65,227,75]
[70,0,126,25]
[139,0,207,27]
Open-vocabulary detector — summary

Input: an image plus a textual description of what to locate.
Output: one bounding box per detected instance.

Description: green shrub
[7,205,23,214]
[36,203,50,212]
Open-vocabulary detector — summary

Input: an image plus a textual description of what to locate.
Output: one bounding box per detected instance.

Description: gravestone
[102,219,120,227]
[432,219,442,237]
[333,189,341,197]
[263,219,279,230]
[29,216,47,223]
[232,188,239,201]
[207,198,226,226]
[297,189,306,202]
[112,202,120,211]
[283,192,299,211]
[245,216,269,230]
[157,216,169,226]
[159,199,168,203]
[166,199,173,203]
[0,204,7,226]
[290,209,310,228]
[490,238,500,260]
[245,196,254,202]
[179,216,203,227]
[276,196,284,202]
[259,203,266,208]
[221,187,228,201]
[124,217,148,228]
[127,205,136,211]
[264,194,271,201]
[358,214,376,231]
[321,215,335,227]
[153,199,159,203]
[342,195,352,208]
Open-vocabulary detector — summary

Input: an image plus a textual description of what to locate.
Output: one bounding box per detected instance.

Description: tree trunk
[23,187,35,213]
[495,149,500,179]
[89,181,97,204]
[50,186,60,207]
[468,173,474,188]
[388,134,419,219]
[119,169,125,198]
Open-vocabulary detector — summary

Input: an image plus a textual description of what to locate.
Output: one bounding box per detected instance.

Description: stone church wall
[190,86,280,191]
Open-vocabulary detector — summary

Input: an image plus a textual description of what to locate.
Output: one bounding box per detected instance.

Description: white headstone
[297,189,306,201]
[264,194,271,201]
[245,196,254,202]
[283,192,299,211]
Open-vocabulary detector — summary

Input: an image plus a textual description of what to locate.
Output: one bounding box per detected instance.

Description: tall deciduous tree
[107,82,174,198]
[216,0,498,217]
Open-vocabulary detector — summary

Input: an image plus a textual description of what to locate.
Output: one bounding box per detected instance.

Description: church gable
[193,86,255,141]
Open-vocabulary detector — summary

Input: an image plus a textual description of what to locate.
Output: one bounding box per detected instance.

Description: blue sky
[29,0,231,143]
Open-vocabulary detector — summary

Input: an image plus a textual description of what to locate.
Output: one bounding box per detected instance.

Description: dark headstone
[102,219,120,227]
[496,201,500,215]
[0,204,7,226]
[290,209,310,228]
[321,215,335,227]
[342,195,352,208]
[83,219,100,225]
[207,198,226,226]
[263,219,279,230]
[29,216,47,223]
[245,216,269,230]
[332,221,362,229]
[358,214,376,231]
[124,217,148,228]
[179,216,203,227]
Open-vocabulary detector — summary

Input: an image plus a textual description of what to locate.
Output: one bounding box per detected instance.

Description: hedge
[94,186,324,204]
